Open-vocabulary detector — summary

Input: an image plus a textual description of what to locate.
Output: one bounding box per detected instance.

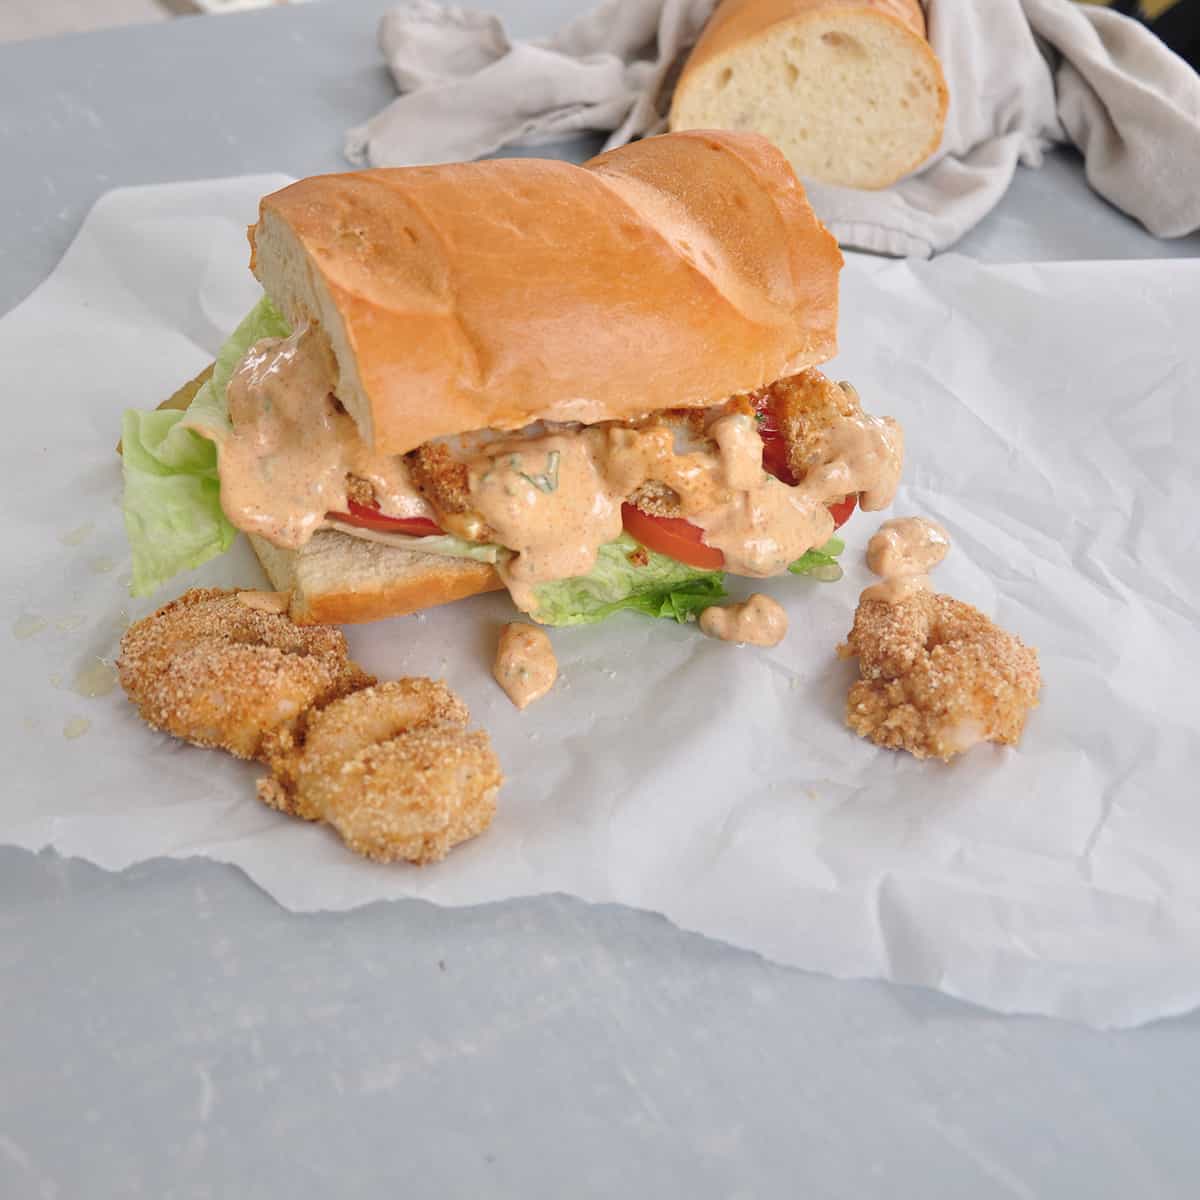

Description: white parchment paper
[4,177,1199,1029]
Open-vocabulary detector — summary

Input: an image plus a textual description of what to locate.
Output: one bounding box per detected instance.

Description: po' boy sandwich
[121,130,903,626]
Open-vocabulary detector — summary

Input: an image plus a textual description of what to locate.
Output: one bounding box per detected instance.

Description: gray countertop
[3,3,1199,1196]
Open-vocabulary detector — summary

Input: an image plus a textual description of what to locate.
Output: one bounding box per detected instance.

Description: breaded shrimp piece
[408,442,473,515]
[407,441,503,542]
[755,369,861,482]
[258,680,500,864]
[838,591,1041,761]
[117,588,373,760]
[261,678,469,819]
[321,723,500,864]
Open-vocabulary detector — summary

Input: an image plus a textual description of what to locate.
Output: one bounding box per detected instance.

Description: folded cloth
[345,0,1200,257]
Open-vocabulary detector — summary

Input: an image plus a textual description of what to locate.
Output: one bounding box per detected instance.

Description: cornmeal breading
[839,590,1041,761]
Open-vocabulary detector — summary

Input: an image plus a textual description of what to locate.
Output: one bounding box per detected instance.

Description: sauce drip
[692,479,833,577]
[493,623,558,709]
[466,402,903,596]
[699,594,789,646]
[862,516,950,604]
[63,716,91,740]
[73,658,118,698]
[211,326,433,548]
[471,434,625,591]
[803,414,904,512]
[12,614,47,640]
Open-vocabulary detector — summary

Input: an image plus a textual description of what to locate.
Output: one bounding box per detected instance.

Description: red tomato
[621,503,725,571]
[330,499,444,537]
[828,494,857,530]
[752,393,798,486]
[760,434,797,487]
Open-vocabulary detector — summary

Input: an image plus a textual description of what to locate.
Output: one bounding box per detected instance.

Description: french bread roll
[250,531,504,626]
[669,0,948,191]
[248,130,841,456]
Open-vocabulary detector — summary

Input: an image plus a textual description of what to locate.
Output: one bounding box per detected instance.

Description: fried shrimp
[118,588,374,760]
[839,516,1040,760]
[258,680,500,864]
[839,590,1041,761]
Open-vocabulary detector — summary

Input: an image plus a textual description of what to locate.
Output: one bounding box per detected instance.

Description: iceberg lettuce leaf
[530,534,727,626]
[788,536,845,578]
[121,297,289,595]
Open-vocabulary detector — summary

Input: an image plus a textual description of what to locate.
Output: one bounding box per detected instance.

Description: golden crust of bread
[249,131,841,455]
[670,0,949,191]
[687,0,927,70]
[292,567,504,626]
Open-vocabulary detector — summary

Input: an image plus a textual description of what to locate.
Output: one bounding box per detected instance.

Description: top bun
[249,130,842,455]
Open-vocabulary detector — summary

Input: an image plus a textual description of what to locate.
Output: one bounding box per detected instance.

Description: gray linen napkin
[344,0,1200,256]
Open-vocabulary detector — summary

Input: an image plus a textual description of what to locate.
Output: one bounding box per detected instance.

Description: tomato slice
[621,503,725,571]
[330,499,444,537]
[828,494,857,530]
[752,393,798,486]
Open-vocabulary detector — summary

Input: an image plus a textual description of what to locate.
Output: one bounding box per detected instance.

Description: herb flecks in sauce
[465,402,902,603]
[211,336,905,620]
[493,623,558,709]
[699,593,789,647]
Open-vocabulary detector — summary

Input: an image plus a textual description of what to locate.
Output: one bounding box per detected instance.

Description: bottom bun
[249,529,505,625]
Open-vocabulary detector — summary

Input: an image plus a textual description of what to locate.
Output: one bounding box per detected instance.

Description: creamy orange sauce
[212,326,433,548]
[861,574,933,604]
[208,331,904,617]
[802,414,905,513]
[862,516,950,604]
[692,480,833,577]
[710,412,764,491]
[465,401,903,603]
[699,594,788,646]
[493,623,558,709]
[471,433,625,588]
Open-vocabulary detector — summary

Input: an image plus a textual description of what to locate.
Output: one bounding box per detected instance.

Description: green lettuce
[530,534,727,626]
[529,531,846,626]
[121,298,289,595]
[788,536,845,579]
